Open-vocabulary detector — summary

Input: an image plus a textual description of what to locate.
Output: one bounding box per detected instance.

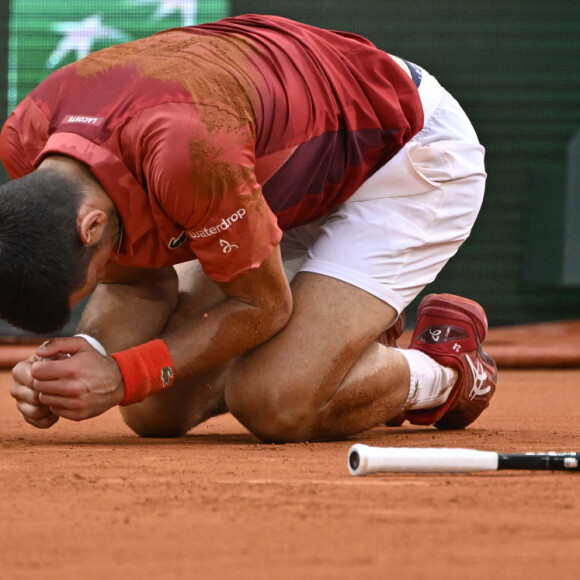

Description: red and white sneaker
[403,293,497,430]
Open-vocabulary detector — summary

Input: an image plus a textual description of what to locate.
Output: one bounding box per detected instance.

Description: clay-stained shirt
[0,15,423,282]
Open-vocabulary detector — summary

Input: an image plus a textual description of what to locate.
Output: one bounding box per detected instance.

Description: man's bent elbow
[251,283,293,341]
[270,288,293,335]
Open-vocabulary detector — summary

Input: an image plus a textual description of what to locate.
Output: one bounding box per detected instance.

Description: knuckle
[19,403,43,420]
[37,392,51,405]
[31,416,55,429]
[60,409,83,422]
[12,365,29,382]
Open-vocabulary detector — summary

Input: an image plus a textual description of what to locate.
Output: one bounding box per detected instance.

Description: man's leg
[225,271,411,442]
[223,65,495,443]
[119,263,411,439]
[225,272,496,443]
[120,262,229,437]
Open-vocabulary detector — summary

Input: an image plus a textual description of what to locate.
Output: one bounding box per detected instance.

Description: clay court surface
[1,327,580,580]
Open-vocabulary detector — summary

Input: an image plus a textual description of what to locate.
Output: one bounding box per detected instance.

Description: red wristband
[111,339,175,406]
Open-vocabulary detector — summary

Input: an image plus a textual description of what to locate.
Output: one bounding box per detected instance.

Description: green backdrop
[229,0,580,327]
[1,0,579,336]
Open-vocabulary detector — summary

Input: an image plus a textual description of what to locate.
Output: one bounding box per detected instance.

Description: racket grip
[348,444,499,475]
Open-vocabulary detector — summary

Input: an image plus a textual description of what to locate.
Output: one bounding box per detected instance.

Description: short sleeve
[123,102,282,281]
[0,98,49,178]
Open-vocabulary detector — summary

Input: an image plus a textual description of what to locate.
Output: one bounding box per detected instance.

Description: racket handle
[348,445,498,475]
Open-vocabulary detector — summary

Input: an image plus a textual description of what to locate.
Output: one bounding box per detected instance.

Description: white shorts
[280,67,487,314]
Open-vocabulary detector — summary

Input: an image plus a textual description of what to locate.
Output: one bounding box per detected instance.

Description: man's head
[0,165,114,333]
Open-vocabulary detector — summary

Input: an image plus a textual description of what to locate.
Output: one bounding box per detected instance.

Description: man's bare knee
[120,406,191,438]
[120,375,228,438]
[226,370,318,442]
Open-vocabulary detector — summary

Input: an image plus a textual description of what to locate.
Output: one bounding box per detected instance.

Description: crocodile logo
[161,366,174,388]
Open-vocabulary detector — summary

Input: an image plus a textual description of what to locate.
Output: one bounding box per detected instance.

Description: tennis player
[0,15,496,441]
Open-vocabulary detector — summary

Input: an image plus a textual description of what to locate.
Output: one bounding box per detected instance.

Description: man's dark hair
[0,167,89,334]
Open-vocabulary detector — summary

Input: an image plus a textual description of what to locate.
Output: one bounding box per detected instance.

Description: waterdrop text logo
[188,209,246,240]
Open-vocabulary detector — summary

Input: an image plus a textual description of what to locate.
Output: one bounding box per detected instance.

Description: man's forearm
[76,266,179,353]
[76,248,291,406]
[159,247,292,380]
[161,290,290,380]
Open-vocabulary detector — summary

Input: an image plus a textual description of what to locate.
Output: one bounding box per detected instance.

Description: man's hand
[21,337,125,424]
[11,354,60,429]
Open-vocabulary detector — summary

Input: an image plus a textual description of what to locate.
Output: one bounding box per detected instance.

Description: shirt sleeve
[123,102,282,282]
[0,97,49,179]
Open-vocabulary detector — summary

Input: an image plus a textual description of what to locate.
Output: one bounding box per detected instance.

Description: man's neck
[38,154,115,215]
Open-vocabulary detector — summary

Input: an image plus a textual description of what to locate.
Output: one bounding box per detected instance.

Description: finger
[42,397,95,421]
[38,391,85,410]
[30,358,76,384]
[12,358,37,386]
[36,336,89,360]
[46,406,86,422]
[31,348,98,384]
[23,412,60,430]
[10,382,41,405]
[16,400,55,421]
[31,375,75,397]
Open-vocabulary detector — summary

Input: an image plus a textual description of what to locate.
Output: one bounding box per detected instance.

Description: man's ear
[78,209,108,247]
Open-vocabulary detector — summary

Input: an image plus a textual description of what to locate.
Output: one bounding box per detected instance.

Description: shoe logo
[417,324,469,344]
[466,356,491,399]
[429,328,442,342]
[453,343,461,352]
[219,239,239,253]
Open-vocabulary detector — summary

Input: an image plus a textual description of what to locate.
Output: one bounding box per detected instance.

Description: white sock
[399,349,458,411]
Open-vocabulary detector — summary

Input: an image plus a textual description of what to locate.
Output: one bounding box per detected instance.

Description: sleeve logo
[187,209,246,239]
[168,209,246,251]
[219,239,239,253]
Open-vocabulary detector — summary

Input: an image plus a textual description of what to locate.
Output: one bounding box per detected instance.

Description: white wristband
[75,334,107,356]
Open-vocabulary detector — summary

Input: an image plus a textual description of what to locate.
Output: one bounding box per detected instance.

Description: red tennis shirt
[0,14,423,282]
